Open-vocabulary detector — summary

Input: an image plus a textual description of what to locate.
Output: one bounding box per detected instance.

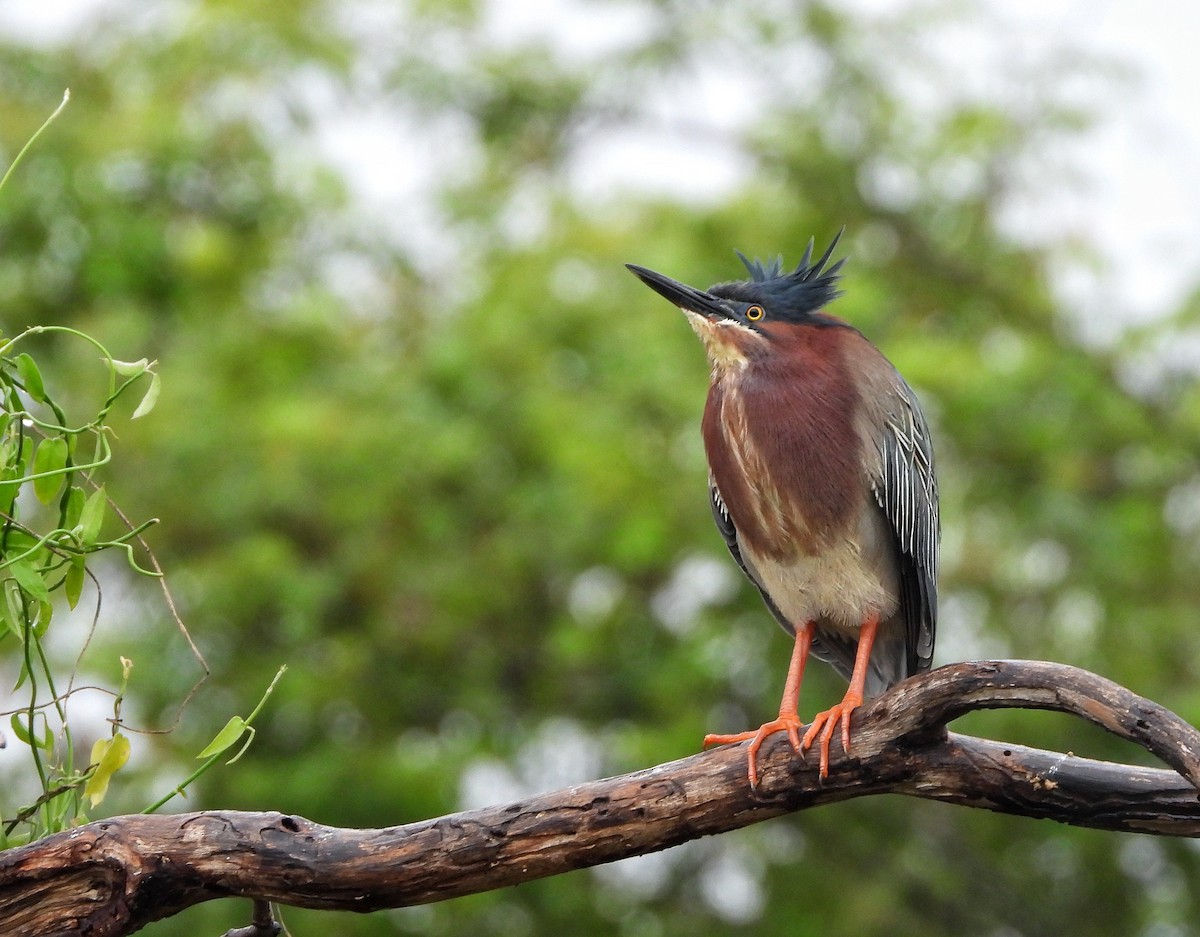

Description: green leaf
[131,372,160,420]
[77,486,106,543]
[197,716,248,759]
[0,480,17,516]
[110,357,148,377]
[3,529,37,554]
[12,657,28,692]
[8,559,50,604]
[8,711,50,751]
[3,583,23,640]
[64,557,85,609]
[31,599,52,637]
[83,733,131,808]
[32,437,68,503]
[15,353,45,402]
[64,485,85,529]
[10,712,30,745]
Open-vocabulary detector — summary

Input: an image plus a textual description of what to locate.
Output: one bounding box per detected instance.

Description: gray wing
[867,378,939,676]
[709,481,796,636]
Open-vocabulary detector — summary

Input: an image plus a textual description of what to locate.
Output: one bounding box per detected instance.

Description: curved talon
[704,713,806,788]
[704,628,814,788]
[802,693,863,777]
[800,613,878,778]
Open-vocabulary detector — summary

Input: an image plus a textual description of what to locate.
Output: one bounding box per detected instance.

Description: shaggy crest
[717,228,847,320]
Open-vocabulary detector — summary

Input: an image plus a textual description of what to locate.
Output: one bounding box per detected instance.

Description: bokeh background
[3,1,1200,935]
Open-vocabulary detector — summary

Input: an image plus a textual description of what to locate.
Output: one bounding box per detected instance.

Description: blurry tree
[1,1,1199,935]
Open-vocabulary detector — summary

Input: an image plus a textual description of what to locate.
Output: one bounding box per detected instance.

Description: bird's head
[626,230,846,371]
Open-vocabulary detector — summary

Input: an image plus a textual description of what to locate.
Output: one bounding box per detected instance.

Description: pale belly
[740,507,901,635]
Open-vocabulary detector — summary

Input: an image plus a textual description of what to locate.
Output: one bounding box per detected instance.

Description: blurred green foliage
[1,1,1200,935]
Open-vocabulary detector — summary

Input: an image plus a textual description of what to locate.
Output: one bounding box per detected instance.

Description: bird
[626,230,938,784]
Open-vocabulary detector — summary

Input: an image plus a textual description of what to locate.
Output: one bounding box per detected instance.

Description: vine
[0,92,282,848]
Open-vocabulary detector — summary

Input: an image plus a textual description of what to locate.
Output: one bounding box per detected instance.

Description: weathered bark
[3,660,1199,936]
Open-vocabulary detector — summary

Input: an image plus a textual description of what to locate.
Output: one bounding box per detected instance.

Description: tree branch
[3,660,1199,936]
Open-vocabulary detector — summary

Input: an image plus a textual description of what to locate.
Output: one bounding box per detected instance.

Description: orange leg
[802,612,880,778]
[704,624,813,788]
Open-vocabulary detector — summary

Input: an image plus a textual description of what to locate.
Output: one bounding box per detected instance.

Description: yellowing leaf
[84,733,131,808]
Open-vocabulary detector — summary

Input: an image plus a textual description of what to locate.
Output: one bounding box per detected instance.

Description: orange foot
[704,714,805,789]
[801,690,864,778]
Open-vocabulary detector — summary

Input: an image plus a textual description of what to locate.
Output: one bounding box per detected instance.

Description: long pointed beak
[625,264,728,319]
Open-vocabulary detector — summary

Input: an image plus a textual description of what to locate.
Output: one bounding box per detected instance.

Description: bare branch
[2,660,1198,936]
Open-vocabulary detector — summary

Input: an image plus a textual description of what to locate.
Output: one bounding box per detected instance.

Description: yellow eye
[746,305,765,321]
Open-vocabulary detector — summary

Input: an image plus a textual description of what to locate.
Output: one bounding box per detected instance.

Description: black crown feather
[734,251,787,281]
[717,228,847,320]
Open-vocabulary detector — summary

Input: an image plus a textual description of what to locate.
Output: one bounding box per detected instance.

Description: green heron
[627,231,938,784]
